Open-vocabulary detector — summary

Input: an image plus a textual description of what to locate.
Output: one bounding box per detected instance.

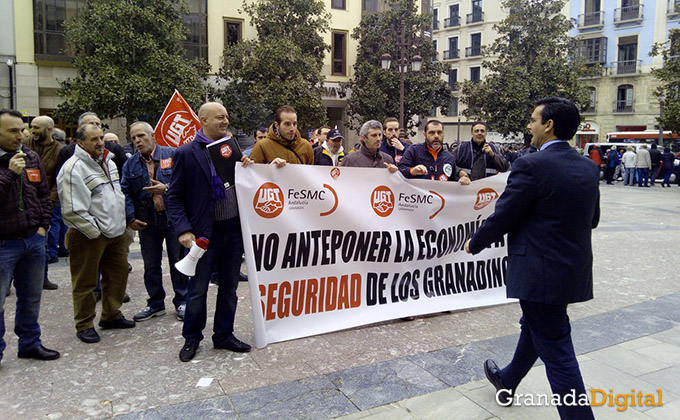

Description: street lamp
[658,94,665,146]
[381,20,423,130]
[6,58,14,110]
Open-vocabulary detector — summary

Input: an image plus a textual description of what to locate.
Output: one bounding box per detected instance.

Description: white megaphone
[175,237,209,277]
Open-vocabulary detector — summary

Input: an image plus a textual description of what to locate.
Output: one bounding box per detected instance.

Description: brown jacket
[24,137,63,202]
[341,143,395,168]
[250,124,314,164]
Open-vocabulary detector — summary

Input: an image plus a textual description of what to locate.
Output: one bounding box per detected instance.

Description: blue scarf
[193,129,227,200]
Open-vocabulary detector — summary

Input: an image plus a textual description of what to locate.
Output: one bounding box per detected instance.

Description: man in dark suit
[465,97,599,420]
[166,102,252,362]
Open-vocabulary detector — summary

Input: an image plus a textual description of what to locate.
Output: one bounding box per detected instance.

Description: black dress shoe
[239,271,248,282]
[43,279,59,290]
[179,341,198,362]
[18,345,61,360]
[76,328,101,343]
[47,256,59,264]
[484,359,513,405]
[98,316,135,330]
[214,336,251,353]
[123,293,130,303]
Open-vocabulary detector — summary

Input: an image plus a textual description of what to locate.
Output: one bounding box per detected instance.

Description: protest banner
[154,90,201,147]
[236,164,513,348]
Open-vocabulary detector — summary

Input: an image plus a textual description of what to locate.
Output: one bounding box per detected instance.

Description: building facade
[571,0,680,146]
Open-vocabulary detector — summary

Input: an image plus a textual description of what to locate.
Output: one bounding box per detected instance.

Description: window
[444,37,459,59]
[617,35,638,74]
[448,68,458,90]
[224,19,242,47]
[586,87,597,112]
[617,0,641,22]
[447,98,459,117]
[466,33,481,57]
[445,5,459,27]
[616,85,634,112]
[581,0,603,27]
[332,31,347,76]
[432,40,438,60]
[433,8,439,30]
[579,37,607,64]
[470,66,481,82]
[183,0,208,61]
[468,0,483,23]
[33,0,88,60]
[362,0,378,12]
[332,0,346,9]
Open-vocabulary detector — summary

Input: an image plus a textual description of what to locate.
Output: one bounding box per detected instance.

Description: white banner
[236,164,513,348]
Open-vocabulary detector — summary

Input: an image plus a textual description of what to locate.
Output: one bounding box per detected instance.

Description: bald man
[103,132,120,144]
[167,102,253,362]
[26,116,63,289]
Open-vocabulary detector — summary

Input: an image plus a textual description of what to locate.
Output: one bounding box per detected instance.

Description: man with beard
[398,120,470,185]
[250,106,314,167]
[341,120,398,173]
[381,117,410,164]
[26,116,62,289]
[313,127,345,166]
[121,121,187,323]
[453,121,509,181]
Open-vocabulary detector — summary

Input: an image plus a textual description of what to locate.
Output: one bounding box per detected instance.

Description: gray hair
[52,127,66,142]
[77,112,98,127]
[130,121,155,137]
[359,120,382,137]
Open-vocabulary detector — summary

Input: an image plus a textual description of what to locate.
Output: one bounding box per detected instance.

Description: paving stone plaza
[0,183,679,420]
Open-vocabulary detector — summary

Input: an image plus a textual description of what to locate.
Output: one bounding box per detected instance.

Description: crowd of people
[0,96,650,419]
[587,143,679,187]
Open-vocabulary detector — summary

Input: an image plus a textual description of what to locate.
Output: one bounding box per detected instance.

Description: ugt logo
[371,185,394,217]
[474,188,499,210]
[254,182,284,218]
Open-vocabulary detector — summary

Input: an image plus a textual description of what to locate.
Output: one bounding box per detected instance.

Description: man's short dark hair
[424,119,443,132]
[275,105,296,124]
[470,121,487,131]
[535,97,580,140]
[0,109,23,128]
[383,117,399,127]
[254,127,267,136]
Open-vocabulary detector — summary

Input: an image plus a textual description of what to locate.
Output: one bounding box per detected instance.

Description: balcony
[614,4,643,24]
[578,11,604,29]
[466,11,484,24]
[443,49,460,60]
[615,100,634,113]
[444,16,460,28]
[668,0,680,17]
[610,59,641,75]
[465,46,482,57]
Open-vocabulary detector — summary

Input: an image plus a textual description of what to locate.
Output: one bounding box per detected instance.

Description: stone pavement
[0,183,678,420]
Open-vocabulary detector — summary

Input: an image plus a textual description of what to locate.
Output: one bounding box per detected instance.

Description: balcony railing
[668,0,680,16]
[465,46,482,57]
[444,16,460,28]
[443,49,460,60]
[578,11,604,28]
[610,59,640,75]
[614,4,643,24]
[615,100,634,113]
[466,11,484,24]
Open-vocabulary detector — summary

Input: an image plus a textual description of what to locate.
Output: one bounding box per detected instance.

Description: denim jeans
[47,205,63,260]
[624,168,636,185]
[0,233,46,360]
[637,168,649,186]
[182,218,243,345]
[138,212,187,310]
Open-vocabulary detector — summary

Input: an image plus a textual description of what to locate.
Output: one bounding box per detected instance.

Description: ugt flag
[154,90,200,147]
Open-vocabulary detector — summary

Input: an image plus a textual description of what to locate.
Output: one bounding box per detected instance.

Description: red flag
[154,90,201,148]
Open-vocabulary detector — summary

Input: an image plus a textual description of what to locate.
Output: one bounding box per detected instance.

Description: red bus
[606,131,680,150]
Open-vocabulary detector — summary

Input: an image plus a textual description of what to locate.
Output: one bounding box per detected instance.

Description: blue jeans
[182,218,243,345]
[500,300,594,420]
[138,212,187,310]
[662,167,673,186]
[624,168,636,185]
[637,168,649,186]
[0,233,46,360]
[47,204,66,259]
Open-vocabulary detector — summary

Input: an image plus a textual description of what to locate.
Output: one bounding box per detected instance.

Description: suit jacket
[166,140,215,240]
[468,141,600,304]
